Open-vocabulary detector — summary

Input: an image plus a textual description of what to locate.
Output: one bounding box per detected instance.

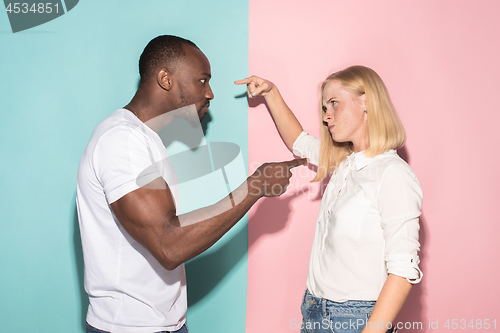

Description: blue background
[0,1,249,331]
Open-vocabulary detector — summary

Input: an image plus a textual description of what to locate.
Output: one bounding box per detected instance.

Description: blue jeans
[86,322,189,333]
[300,290,395,333]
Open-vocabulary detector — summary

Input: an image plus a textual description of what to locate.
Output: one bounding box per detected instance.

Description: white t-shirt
[293,131,423,302]
[76,109,186,333]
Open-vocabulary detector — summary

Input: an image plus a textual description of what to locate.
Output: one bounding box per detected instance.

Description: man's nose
[206,84,214,100]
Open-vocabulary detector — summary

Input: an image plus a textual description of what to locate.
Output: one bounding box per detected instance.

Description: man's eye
[200,79,206,84]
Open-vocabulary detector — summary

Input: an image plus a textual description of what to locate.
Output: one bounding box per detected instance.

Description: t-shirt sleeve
[292,131,321,166]
[93,125,162,204]
[378,163,424,284]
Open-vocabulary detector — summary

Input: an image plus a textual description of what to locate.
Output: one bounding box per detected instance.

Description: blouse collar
[347,149,397,171]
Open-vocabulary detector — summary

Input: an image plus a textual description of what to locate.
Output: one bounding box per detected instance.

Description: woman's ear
[157,68,172,91]
[360,93,367,110]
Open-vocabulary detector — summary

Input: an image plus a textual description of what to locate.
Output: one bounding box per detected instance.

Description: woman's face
[322,80,368,152]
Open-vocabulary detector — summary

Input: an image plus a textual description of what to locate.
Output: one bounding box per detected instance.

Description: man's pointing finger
[286,158,308,170]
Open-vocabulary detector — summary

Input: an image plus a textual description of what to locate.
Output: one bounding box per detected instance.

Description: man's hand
[235,76,275,98]
[249,158,308,197]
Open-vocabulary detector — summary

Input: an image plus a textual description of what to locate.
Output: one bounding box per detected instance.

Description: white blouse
[293,131,423,302]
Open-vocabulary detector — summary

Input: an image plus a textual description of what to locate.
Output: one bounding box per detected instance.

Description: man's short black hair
[138,35,198,82]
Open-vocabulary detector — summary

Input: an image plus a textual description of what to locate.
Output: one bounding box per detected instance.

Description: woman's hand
[234,75,303,150]
[234,76,275,97]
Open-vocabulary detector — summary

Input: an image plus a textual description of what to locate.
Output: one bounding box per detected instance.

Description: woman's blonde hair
[312,65,406,182]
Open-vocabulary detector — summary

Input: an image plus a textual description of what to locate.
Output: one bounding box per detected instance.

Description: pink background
[246,1,500,332]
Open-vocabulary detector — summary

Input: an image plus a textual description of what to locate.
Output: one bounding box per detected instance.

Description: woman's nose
[323,111,332,123]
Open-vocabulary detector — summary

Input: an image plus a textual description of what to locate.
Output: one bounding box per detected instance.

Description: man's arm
[111,159,306,270]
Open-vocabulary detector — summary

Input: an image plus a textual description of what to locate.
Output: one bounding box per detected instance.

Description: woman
[236,66,423,333]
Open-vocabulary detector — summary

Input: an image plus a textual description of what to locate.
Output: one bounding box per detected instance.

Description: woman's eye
[322,105,327,112]
[331,100,337,106]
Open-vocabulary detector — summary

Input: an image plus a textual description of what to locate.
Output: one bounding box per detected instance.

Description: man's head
[139,35,197,82]
[138,35,214,120]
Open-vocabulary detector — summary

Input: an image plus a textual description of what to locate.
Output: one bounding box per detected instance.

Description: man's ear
[157,68,172,91]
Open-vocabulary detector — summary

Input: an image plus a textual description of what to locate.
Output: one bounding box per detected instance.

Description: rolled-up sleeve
[378,164,424,284]
[292,131,321,166]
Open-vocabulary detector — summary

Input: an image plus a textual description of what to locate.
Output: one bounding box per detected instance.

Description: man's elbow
[163,260,182,271]
[164,261,181,271]
[160,249,185,271]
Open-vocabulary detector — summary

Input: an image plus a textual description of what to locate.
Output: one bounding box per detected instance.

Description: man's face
[174,45,214,121]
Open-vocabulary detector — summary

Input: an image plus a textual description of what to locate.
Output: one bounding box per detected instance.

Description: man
[77,35,305,333]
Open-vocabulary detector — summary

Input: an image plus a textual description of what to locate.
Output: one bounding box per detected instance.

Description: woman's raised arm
[235,76,303,150]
